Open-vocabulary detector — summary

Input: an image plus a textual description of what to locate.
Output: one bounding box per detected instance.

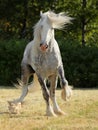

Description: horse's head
[34,11,72,52]
[39,11,54,52]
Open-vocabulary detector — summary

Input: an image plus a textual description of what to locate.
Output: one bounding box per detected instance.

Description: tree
[0,0,98,45]
[81,0,86,46]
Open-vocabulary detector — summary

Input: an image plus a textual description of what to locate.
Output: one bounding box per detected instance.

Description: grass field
[0,86,98,130]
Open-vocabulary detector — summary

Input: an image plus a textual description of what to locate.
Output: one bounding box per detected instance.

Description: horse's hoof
[61,90,67,101]
[45,112,57,117]
[7,101,22,114]
[61,85,72,101]
[54,110,66,115]
[46,106,57,117]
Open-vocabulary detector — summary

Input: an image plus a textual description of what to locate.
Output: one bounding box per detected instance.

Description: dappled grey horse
[9,11,72,116]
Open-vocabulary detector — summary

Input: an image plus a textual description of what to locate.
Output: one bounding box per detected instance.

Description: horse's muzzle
[40,43,48,51]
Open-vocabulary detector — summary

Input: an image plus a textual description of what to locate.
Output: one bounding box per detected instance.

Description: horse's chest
[34,53,59,75]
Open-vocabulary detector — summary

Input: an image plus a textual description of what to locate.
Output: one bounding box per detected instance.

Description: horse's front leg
[49,75,65,115]
[37,74,57,116]
[58,66,72,101]
[8,64,32,114]
[14,64,31,103]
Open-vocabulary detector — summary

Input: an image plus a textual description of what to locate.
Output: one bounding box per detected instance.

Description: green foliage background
[0,0,98,87]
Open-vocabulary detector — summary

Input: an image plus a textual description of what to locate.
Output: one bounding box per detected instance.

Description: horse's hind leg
[49,75,65,115]
[58,66,72,101]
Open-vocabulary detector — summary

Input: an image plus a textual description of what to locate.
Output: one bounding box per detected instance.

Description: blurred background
[0,0,98,88]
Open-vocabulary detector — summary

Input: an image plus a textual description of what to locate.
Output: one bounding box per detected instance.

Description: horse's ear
[47,15,52,23]
[47,15,54,26]
[40,11,43,17]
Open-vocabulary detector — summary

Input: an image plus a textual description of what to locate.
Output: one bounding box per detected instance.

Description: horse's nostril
[46,44,48,48]
[40,43,43,47]
[40,43,48,48]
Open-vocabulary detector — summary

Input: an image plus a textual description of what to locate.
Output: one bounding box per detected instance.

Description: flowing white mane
[33,11,72,37]
[45,11,72,29]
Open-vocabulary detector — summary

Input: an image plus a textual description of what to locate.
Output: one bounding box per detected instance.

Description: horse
[8,11,72,116]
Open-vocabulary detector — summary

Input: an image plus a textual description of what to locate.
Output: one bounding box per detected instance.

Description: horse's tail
[13,74,40,92]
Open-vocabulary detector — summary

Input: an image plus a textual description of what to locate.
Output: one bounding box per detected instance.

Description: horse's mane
[33,11,72,38]
[45,11,72,29]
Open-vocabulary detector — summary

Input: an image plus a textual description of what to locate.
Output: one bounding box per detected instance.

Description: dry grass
[0,86,98,130]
